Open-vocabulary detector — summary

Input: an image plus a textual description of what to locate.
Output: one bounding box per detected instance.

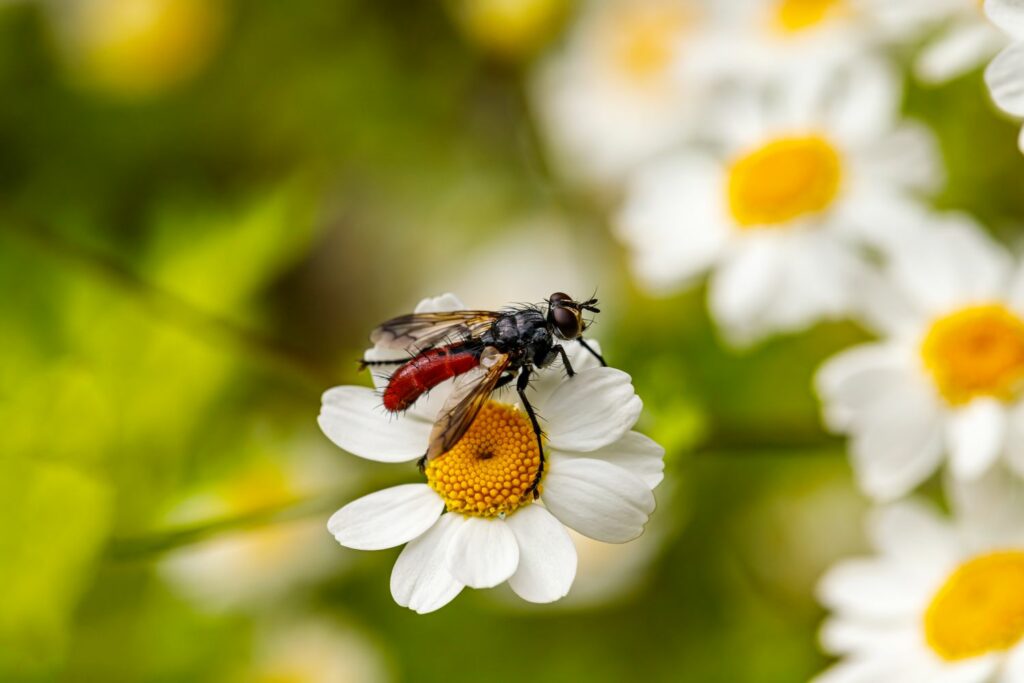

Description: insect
[362,292,606,495]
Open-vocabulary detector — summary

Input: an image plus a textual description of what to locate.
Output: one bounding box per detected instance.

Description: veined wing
[425,348,511,461]
[370,310,500,354]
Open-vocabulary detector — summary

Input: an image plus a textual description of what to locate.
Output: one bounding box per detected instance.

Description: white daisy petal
[866,502,958,568]
[812,658,903,683]
[986,42,1024,116]
[947,398,1007,481]
[708,237,787,344]
[987,0,1024,40]
[915,23,1004,85]
[318,386,430,463]
[1001,643,1024,683]
[817,558,928,619]
[552,430,665,489]
[543,368,642,452]
[390,514,464,614]
[543,457,655,543]
[445,516,520,589]
[327,484,443,551]
[819,618,917,657]
[506,505,577,603]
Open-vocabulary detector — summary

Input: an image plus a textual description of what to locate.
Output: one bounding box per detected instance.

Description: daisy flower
[158,448,346,612]
[816,471,1024,682]
[817,214,1024,501]
[531,0,707,188]
[985,0,1024,153]
[318,294,664,614]
[614,60,939,344]
[235,616,392,683]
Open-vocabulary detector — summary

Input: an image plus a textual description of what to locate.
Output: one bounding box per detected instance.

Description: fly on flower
[361,292,606,486]
[319,293,663,613]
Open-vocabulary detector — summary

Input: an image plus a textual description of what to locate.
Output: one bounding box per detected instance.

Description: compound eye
[551,306,581,339]
[549,292,572,306]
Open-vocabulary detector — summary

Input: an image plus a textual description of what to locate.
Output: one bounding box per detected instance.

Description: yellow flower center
[925,551,1024,661]
[609,3,691,80]
[425,401,541,518]
[727,136,842,228]
[921,304,1024,406]
[775,0,845,33]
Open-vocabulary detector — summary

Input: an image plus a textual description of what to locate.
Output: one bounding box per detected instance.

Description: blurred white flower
[864,0,1006,84]
[158,444,346,612]
[815,472,1024,683]
[817,215,1024,500]
[531,0,707,188]
[318,294,664,613]
[615,60,939,344]
[985,0,1024,153]
[239,616,392,683]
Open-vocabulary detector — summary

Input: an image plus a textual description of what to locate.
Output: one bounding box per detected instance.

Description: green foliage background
[2,1,1023,681]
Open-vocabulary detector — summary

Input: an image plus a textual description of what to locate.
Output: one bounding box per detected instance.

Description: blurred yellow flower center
[775,0,845,33]
[425,401,541,518]
[924,551,1024,661]
[921,304,1024,405]
[610,4,690,80]
[727,136,842,228]
[64,0,223,97]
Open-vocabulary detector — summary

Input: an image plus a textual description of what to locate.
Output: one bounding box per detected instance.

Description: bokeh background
[3,1,1024,681]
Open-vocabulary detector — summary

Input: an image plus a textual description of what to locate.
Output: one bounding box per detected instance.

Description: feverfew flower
[318,294,664,613]
[817,216,1024,500]
[531,0,707,188]
[816,472,1024,682]
[985,0,1024,153]
[615,60,939,344]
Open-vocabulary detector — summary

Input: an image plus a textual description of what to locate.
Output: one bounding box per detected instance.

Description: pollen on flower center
[727,135,842,228]
[921,304,1024,405]
[775,0,845,33]
[425,401,541,518]
[924,551,1024,661]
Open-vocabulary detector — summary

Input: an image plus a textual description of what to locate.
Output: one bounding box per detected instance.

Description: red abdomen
[383,346,480,412]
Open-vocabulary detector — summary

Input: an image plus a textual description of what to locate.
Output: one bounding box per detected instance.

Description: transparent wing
[425,349,512,461]
[370,311,499,354]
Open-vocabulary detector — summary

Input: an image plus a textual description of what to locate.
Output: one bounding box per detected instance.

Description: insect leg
[516,366,545,499]
[551,344,576,377]
[494,372,516,390]
[578,337,607,367]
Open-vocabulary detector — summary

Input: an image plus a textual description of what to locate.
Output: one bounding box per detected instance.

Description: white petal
[819,617,917,657]
[987,0,1024,40]
[817,558,930,619]
[946,399,1007,480]
[327,484,443,550]
[708,237,787,344]
[506,505,577,603]
[1001,642,1024,683]
[812,659,897,683]
[815,344,909,431]
[543,457,655,543]
[543,368,642,452]
[318,386,431,462]
[851,410,945,501]
[855,123,942,194]
[390,514,464,614]
[866,501,957,568]
[947,462,1024,545]
[986,42,1024,116]
[614,154,730,293]
[551,431,665,488]
[445,516,519,589]
[932,657,999,683]
[1019,123,1024,154]
[414,293,465,313]
[915,23,1004,84]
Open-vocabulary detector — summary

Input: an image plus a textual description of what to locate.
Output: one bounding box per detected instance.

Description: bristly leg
[516,365,546,498]
[552,344,575,377]
[578,337,607,367]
